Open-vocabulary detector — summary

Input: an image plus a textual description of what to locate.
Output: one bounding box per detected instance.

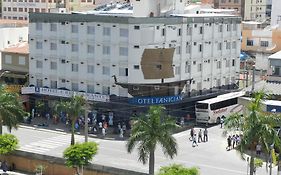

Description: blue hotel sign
[129,95,183,105]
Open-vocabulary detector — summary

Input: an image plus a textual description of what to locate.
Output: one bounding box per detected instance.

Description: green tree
[0,86,26,135]
[0,134,19,155]
[224,91,281,175]
[63,142,98,175]
[55,95,86,145]
[126,105,179,175]
[158,164,199,175]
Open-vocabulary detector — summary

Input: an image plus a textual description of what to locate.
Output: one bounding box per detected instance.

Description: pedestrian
[122,122,126,134]
[1,161,8,172]
[102,127,106,137]
[98,121,103,133]
[119,128,124,138]
[220,118,224,128]
[235,134,240,145]
[256,143,262,155]
[203,128,208,142]
[192,133,198,147]
[198,129,203,143]
[232,135,236,149]
[189,127,195,141]
[226,135,232,150]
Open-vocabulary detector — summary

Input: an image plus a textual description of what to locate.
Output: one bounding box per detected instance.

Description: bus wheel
[216,117,220,124]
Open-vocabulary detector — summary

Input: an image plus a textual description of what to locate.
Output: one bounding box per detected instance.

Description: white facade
[271,0,281,26]
[0,23,28,70]
[1,1,57,20]
[244,0,271,21]
[28,13,241,97]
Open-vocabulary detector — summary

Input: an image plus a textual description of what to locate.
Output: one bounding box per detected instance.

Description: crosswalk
[19,135,90,154]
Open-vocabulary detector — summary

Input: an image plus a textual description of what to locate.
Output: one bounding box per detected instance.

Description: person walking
[232,135,236,149]
[198,129,203,143]
[192,133,198,147]
[256,143,262,155]
[220,118,224,128]
[203,128,208,142]
[189,127,195,141]
[226,135,232,150]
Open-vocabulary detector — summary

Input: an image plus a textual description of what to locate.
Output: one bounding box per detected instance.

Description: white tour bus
[195,91,245,124]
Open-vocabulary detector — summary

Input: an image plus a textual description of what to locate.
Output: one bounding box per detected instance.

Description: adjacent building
[25,0,241,118]
[241,21,281,70]
[213,0,245,19]
[1,42,29,87]
[271,0,281,26]
[0,20,28,70]
[1,0,104,20]
[244,0,272,22]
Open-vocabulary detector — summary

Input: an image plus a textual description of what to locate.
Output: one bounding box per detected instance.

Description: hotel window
[71,64,78,72]
[217,61,221,69]
[102,66,110,75]
[5,55,12,64]
[175,66,180,75]
[119,68,128,76]
[71,83,79,91]
[36,23,42,31]
[35,8,40,12]
[50,43,57,50]
[232,41,236,49]
[7,7,11,11]
[218,25,223,32]
[103,27,111,36]
[226,42,231,49]
[232,59,236,67]
[176,46,181,54]
[217,43,222,50]
[19,8,23,12]
[199,44,202,52]
[87,84,95,93]
[50,80,57,89]
[134,65,140,69]
[247,39,254,46]
[41,9,46,13]
[19,56,26,65]
[178,28,182,36]
[199,26,203,34]
[87,26,95,34]
[198,63,202,72]
[102,86,110,95]
[29,8,34,12]
[134,26,140,30]
[71,44,79,52]
[186,43,191,53]
[120,28,128,37]
[3,7,6,11]
[71,25,78,33]
[50,62,57,70]
[260,41,269,47]
[87,45,95,54]
[36,41,43,49]
[119,47,128,56]
[227,24,231,31]
[36,60,43,68]
[87,65,95,74]
[103,46,110,55]
[50,23,57,31]
[36,79,43,87]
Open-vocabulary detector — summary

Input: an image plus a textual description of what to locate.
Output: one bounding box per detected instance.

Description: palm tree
[0,86,26,135]
[224,91,281,175]
[55,95,86,145]
[126,105,179,175]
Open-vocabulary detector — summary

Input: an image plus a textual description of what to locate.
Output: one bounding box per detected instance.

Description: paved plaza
[5,125,277,175]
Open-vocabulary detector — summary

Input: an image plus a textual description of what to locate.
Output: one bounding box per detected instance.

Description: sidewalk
[0,170,30,175]
[20,116,129,140]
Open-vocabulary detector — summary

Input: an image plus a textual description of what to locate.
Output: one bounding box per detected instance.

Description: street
[5,125,277,175]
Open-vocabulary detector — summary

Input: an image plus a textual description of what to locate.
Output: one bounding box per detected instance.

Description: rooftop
[1,42,29,54]
[268,50,281,60]
[245,80,281,96]
[0,19,28,28]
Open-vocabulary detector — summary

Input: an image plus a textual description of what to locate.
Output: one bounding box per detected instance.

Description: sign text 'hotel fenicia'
[129,95,183,105]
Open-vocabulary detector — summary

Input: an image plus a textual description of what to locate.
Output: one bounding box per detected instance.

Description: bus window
[210,98,238,110]
[196,103,208,109]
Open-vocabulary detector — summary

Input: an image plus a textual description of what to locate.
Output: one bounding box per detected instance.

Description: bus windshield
[196,103,208,109]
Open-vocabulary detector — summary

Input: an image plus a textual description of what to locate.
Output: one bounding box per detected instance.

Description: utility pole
[251,66,255,93]
[84,104,89,142]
